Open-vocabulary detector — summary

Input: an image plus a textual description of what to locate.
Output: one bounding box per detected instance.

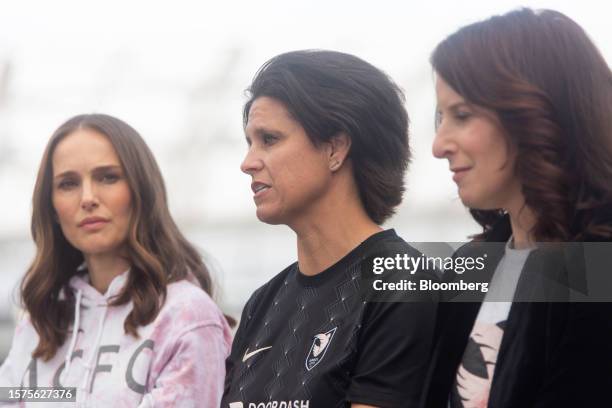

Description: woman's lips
[81,220,108,231]
[79,217,110,231]
[251,181,271,200]
[253,186,271,202]
[451,167,471,183]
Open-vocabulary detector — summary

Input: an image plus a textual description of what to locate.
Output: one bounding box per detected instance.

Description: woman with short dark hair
[222,50,438,408]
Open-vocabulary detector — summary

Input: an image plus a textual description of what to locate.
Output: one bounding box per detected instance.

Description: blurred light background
[0,0,609,359]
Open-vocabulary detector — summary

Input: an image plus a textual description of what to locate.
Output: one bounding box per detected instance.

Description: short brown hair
[244,50,410,224]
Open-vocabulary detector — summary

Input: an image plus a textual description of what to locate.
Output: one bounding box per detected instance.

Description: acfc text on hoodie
[0,270,232,407]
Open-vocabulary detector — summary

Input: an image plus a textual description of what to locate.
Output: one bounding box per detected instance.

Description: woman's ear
[328,132,351,171]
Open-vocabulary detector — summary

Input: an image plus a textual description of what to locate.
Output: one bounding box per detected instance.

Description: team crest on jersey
[305,327,337,371]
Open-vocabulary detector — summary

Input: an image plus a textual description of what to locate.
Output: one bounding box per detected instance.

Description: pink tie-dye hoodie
[0,270,232,407]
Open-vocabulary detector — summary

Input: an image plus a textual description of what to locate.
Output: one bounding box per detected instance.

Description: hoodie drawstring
[62,289,83,384]
[80,303,108,393]
[61,287,110,405]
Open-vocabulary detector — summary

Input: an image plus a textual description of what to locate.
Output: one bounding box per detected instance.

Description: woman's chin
[458,190,490,211]
[255,207,285,225]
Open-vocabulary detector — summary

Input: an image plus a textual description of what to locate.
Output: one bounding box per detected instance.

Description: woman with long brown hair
[423,8,612,408]
[0,114,232,406]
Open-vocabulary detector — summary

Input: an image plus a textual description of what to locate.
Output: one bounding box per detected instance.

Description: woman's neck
[507,202,537,249]
[292,195,382,277]
[84,251,130,294]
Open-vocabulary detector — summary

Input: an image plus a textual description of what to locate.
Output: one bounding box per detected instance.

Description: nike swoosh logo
[242,346,272,362]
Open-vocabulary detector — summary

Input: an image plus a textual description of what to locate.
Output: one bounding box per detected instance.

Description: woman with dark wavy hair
[423,8,612,408]
[0,114,232,406]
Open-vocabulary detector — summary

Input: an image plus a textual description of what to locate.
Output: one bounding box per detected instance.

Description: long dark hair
[432,8,612,241]
[22,113,222,361]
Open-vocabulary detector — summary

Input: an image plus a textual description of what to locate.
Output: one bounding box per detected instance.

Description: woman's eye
[455,111,472,121]
[58,180,78,190]
[262,133,277,145]
[100,173,120,183]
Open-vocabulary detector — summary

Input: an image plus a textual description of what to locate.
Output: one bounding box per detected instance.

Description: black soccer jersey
[222,230,438,408]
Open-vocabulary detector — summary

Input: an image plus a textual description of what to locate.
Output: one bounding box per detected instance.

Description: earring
[330,160,341,171]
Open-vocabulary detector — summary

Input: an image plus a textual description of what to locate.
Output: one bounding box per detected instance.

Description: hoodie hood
[68,268,130,306]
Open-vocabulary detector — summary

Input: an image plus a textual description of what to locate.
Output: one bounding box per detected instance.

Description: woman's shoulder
[10,312,37,341]
[248,263,297,300]
[1,313,39,368]
[236,263,297,323]
[158,280,227,329]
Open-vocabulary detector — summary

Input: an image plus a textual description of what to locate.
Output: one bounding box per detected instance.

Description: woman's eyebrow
[245,126,285,141]
[447,101,471,111]
[54,165,121,179]
[91,165,122,173]
[54,170,78,179]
